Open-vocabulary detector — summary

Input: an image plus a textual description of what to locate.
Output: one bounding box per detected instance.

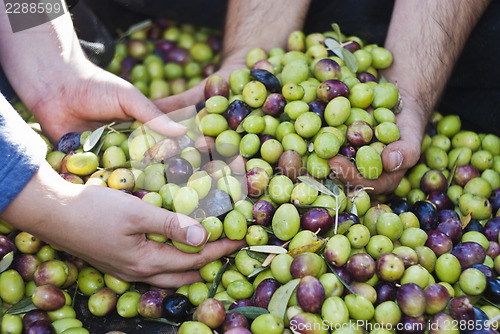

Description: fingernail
[389,151,403,171]
[186,225,205,246]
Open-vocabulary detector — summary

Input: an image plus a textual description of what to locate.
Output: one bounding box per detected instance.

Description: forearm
[0,1,87,107]
[383,0,490,133]
[222,0,311,65]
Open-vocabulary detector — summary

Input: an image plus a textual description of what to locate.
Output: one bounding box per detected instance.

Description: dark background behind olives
[79,0,500,136]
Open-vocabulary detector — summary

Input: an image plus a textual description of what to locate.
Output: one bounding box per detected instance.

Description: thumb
[124,88,188,137]
[380,135,422,173]
[137,208,208,247]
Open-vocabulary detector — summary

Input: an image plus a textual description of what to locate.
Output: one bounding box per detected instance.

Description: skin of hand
[0,4,185,143]
[0,6,245,287]
[328,0,491,194]
[1,159,245,288]
[155,0,311,113]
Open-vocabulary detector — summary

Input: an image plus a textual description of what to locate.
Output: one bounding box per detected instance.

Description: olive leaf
[288,239,326,257]
[0,251,14,274]
[350,202,358,216]
[243,246,287,254]
[268,279,300,320]
[324,37,341,50]
[294,204,332,210]
[208,258,229,298]
[112,121,134,131]
[248,266,269,279]
[379,76,389,83]
[5,297,37,314]
[461,213,473,229]
[228,306,269,320]
[72,281,79,309]
[323,220,355,237]
[262,226,275,235]
[341,48,358,73]
[298,176,335,197]
[325,179,340,197]
[145,318,180,326]
[261,253,277,268]
[331,23,342,42]
[83,125,107,152]
[245,250,268,263]
[324,38,343,60]
[321,255,357,296]
[447,153,461,188]
[119,19,153,39]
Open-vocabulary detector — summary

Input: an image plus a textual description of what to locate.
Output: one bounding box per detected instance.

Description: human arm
[154,0,311,112]
[0,2,185,143]
[0,97,244,287]
[328,0,491,194]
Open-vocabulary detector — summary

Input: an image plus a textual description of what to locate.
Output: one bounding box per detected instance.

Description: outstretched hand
[329,95,425,195]
[2,161,245,288]
[28,62,187,143]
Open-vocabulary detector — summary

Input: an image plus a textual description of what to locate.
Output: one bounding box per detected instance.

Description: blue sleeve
[0,98,48,213]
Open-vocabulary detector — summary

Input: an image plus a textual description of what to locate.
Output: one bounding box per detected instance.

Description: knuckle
[161,214,178,238]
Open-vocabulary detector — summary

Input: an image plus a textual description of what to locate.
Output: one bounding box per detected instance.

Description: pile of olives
[2,20,500,334]
[106,18,222,100]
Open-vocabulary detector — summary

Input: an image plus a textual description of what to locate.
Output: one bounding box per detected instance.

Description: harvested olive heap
[2,20,500,334]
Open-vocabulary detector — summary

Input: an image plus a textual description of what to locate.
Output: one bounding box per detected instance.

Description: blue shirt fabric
[0,98,47,213]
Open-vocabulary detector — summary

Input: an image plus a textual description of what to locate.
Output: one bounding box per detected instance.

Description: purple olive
[252,278,280,309]
[300,208,333,234]
[57,132,80,154]
[316,79,349,103]
[224,100,251,130]
[357,72,377,83]
[452,242,487,269]
[252,200,275,226]
[262,93,286,117]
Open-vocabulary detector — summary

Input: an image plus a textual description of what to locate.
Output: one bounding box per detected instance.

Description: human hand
[2,162,245,288]
[328,94,425,195]
[26,61,187,143]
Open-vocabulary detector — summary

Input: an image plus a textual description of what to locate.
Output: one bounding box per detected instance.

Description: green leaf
[120,19,153,39]
[91,138,107,156]
[248,266,269,279]
[208,259,229,299]
[350,203,358,216]
[228,306,269,320]
[331,23,342,42]
[246,250,268,263]
[5,297,37,314]
[341,48,358,73]
[321,255,357,296]
[145,318,180,326]
[323,219,355,237]
[324,37,341,50]
[243,246,287,254]
[447,153,461,188]
[262,226,275,235]
[379,76,389,83]
[298,176,335,197]
[268,279,300,320]
[325,179,341,197]
[83,125,107,152]
[72,281,79,309]
[112,122,134,130]
[0,251,14,273]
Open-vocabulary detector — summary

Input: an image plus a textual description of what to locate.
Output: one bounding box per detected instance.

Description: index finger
[328,155,407,195]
